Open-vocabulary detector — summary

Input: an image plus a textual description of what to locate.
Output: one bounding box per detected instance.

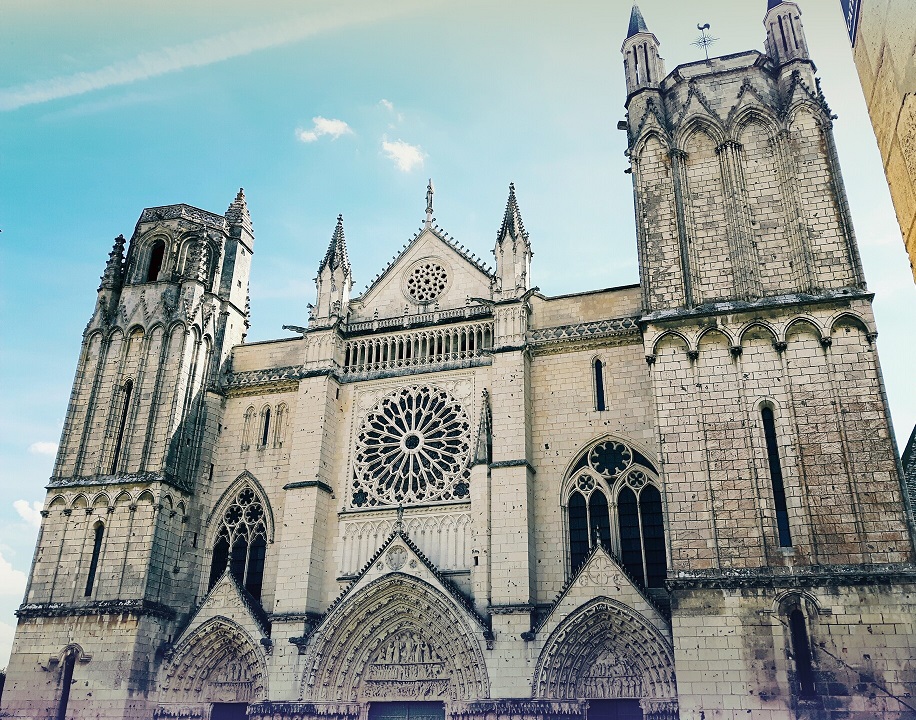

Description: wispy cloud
[382,138,425,172]
[297,117,353,143]
[379,98,405,125]
[0,1,433,112]
[28,441,57,456]
[14,500,43,529]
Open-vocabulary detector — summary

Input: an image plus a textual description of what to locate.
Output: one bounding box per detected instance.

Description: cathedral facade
[4,3,916,719]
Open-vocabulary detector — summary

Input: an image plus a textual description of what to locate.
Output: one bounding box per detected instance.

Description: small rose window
[406,262,449,303]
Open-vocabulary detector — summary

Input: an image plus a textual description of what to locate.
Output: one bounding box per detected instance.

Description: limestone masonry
[4,3,916,720]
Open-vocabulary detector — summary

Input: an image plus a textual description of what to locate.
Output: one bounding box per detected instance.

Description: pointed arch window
[208,484,269,600]
[761,405,792,547]
[565,439,666,589]
[789,607,816,697]
[110,379,133,474]
[260,407,271,448]
[593,358,606,412]
[147,240,165,282]
[84,522,104,596]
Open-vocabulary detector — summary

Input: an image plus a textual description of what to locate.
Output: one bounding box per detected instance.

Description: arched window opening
[260,408,271,448]
[761,406,792,547]
[618,486,643,582]
[633,48,641,85]
[567,473,612,572]
[207,485,268,601]
[777,15,789,53]
[594,359,606,412]
[147,240,165,282]
[566,439,666,590]
[789,608,817,697]
[643,44,652,83]
[569,492,589,571]
[55,648,77,720]
[110,379,133,474]
[84,522,104,596]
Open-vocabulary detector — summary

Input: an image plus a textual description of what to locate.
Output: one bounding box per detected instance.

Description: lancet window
[565,439,666,589]
[147,240,165,282]
[208,484,269,600]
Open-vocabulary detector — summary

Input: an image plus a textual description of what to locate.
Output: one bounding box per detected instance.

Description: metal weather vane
[692,23,719,62]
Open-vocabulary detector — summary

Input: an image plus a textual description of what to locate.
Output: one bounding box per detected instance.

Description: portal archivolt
[302,574,488,702]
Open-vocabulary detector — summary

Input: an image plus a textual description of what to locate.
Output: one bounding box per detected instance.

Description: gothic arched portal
[158,617,267,707]
[533,598,676,705]
[302,573,489,702]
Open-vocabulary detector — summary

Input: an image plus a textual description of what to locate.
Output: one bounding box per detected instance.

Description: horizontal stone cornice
[667,563,916,591]
[47,472,191,495]
[17,598,177,620]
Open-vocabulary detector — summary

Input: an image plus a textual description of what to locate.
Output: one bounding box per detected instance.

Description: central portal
[586,700,643,720]
[369,702,446,720]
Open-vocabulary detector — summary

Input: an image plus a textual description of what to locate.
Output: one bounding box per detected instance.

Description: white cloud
[296,117,353,143]
[382,139,425,172]
[0,619,15,670]
[379,99,394,112]
[14,500,43,529]
[0,550,26,598]
[28,441,57,456]
[0,1,433,112]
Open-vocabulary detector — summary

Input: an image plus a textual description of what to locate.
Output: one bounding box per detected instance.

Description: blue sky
[1,0,914,667]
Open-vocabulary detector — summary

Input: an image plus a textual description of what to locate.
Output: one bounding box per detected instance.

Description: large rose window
[352,385,471,507]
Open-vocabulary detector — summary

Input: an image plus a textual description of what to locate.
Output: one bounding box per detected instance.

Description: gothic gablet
[5,4,916,720]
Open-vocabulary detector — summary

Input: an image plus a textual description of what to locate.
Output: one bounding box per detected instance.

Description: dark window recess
[589,491,611,549]
[640,484,666,588]
[618,487,643,584]
[594,359,606,411]
[568,492,589,571]
[55,649,77,720]
[789,608,817,697]
[110,379,133,474]
[209,534,230,590]
[147,241,165,282]
[587,699,644,720]
[761,406,792,547]
[84,523,104,596]
[261,408,271,447]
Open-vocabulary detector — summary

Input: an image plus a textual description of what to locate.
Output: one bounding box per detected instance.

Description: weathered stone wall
[851,0,916,281]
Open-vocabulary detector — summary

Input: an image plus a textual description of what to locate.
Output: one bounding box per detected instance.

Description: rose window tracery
[352,385,471,507]
[406,261,449,303]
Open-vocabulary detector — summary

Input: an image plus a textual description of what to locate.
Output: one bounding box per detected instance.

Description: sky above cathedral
[0,0,913,666]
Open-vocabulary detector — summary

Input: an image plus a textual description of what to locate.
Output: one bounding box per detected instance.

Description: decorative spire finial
[497,182,528,244]
[318,214,351,276]
[225,187,253,235]
[425,179,435,226]
[99,234,126,290]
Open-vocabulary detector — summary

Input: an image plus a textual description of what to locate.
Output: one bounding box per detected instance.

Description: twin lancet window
[566,440,666,589]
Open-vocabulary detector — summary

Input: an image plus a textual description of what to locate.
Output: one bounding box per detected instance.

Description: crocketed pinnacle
[99,234,126,290]
[319,214,351,275]
[497,183,528,244]
[627,3,649,38]
[225,187,253,234]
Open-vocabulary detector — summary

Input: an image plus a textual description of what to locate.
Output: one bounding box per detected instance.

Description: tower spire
[627,3,649,38]
[493,183,532,300]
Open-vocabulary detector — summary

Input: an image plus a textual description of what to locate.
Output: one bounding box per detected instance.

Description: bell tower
[5,193,253,720]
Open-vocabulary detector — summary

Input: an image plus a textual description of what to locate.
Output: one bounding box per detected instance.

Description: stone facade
[3,3,916,720]
[847,0,916,281]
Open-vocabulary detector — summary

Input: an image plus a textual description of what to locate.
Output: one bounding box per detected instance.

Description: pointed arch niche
[158,617,267,709]
[533,598,677,717]
[302,574,489,702]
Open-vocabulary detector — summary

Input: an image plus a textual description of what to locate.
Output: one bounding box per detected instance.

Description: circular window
[405,261,449,303]
[352,385,471,507]
[588,440,633,479]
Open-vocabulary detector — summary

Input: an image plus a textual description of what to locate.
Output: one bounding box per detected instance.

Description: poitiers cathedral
[5,3,916,720]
